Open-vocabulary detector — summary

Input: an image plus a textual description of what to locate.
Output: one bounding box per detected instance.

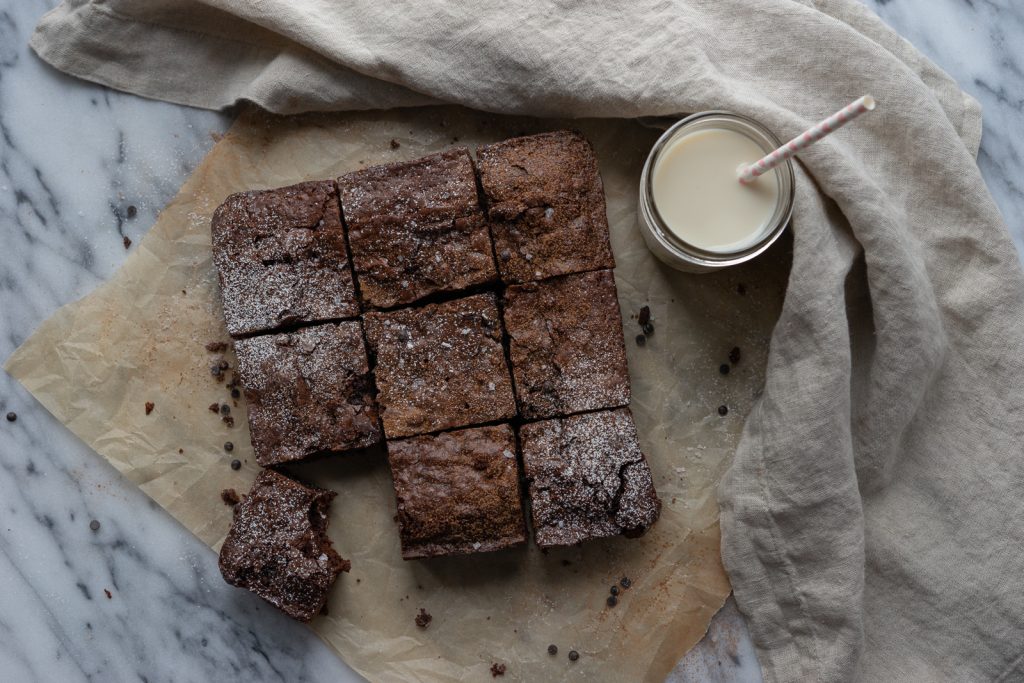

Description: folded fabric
[31,1,1024,680]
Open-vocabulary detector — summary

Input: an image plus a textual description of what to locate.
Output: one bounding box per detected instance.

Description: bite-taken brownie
[338,149,497,309]
[503,269,630,420]
[520,408,661,548]
[476,130,615,284]
[363,293,516,438]
[233,322,380,466]
[211,180,358,337]
[388,424,526,559]
[219,469,350,622]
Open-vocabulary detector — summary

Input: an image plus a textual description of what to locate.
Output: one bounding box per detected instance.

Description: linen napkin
[31,1,1024,680]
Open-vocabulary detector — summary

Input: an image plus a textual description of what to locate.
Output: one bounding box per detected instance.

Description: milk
[651,128,780,253]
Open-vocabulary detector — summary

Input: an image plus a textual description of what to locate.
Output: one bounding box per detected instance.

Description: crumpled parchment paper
[5,106,789,682]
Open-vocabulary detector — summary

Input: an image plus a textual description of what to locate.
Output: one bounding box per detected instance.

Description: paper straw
[738,95,876,184]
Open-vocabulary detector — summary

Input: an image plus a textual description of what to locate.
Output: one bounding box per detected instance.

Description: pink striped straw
[738,95,876,184]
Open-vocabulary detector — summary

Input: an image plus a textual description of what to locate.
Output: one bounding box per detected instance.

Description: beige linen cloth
[30,1,1024,681]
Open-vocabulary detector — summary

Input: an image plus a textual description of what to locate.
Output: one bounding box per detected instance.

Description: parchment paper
[5,106,789,682]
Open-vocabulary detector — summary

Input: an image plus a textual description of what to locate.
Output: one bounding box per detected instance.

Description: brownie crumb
[718,405,729,416]
[178,448,184,454]
[89,520,101,532]
[606,595,618,607]
[122,235,132,250]
[230,459,241,471]
[737,283,747,295]
[104,589,112,599]
[568,650,580,662]
[209,403,220,414]
[224,441,234,452]
[221,488,240,506]
[547,644,558,656]
[144,401,154,415]
[620,576,632,589]
[638,305,651,327]
[205,341,228,353]
[490,663,506,677]
[560,560,572,567]
[126,205,137,219]
[415,608,433,628]
[729,346,742,365]
[635,334,646,347]
[389,138,401,149]
[5,412,16,422]
[610,585,619,596]
[223,415,235,428]
[719,364,730,375]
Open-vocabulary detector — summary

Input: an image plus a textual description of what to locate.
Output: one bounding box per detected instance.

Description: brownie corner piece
[388,424,526,559]
[363,293,516,438]
[503,269,630,420]
[476,130,614,284]
[218,469,350,622]
[338,148,497,309]
[520,408,661,548]
[210,180,358,337]
[234,321,380,466]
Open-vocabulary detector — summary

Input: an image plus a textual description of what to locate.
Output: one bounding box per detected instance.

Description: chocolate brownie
[338,149,497,309]
[476,130,614,284]
[519,408,661,548]
[363,293,516,438]
[219,469,350,622]
[503,269,630,420]
[234,322,380,466]
[388,424,526,559]
[211,180,358,337]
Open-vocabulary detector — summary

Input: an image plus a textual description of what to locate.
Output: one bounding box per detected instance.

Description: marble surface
[0,1,1021,681]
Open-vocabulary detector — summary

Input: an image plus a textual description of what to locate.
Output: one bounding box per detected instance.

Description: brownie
[503,269,630,420]
[219,469,350,622]
[211,180,358,337]
[233,322,380,466]
[519,408,661,548]
[476,130,615,284]
[388,424,526,559]
[363,293,516,438]
[338,149,497,309]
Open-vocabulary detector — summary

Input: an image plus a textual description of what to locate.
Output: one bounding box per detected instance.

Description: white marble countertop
[1,1,1021,681]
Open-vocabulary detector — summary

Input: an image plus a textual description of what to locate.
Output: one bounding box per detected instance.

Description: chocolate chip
[489,663,506,677]
[547,644,558,656]
[737,283,747,296]
[606,595,618,607]
[568,650,580,662]
[144,401,154,415]
[218,360,230,371]
[5,412,15,422]
[635,334,646,347]
[224,441,234,452]
[415,608,432,628]
[210,365,223,377]
[230,388,241,399]
[220,403,230,415]
[230,459,241,470]
[638,305,651,327]
[89,520,100,532]
[729,346,742,364]
[610,585,619,596]
[620,577,631,589]
[719,364,730,375]
[642,322,654,336]
[126,205,137,219]
[718,405,729,416]
[122,235,132,250]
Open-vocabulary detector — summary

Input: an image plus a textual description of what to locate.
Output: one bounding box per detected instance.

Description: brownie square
[364,293,516,438]
[520,408,661,548]
[388,424,526,559]
[234,322,380,467]
[503,269,630,420]
[338,149,497,309]
[219,469,350,622]
[211,180,358,337]
[476,130,615,284]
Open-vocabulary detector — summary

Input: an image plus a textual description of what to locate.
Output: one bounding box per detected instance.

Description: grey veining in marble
[1,0,1022,681]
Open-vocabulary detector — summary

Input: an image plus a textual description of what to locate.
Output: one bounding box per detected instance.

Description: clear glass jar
[637,112,795,273]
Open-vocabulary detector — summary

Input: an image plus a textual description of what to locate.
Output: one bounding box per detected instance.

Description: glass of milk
[638,112,795,272]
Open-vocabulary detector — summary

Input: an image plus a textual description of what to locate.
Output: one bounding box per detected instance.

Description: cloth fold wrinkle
[29,0,1024,681]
